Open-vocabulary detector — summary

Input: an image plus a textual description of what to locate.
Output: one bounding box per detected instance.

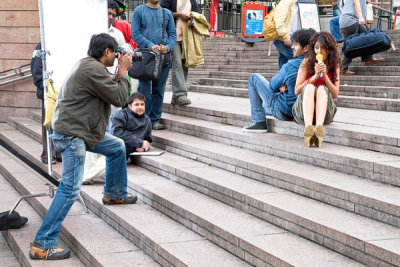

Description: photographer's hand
[119,53,132,76]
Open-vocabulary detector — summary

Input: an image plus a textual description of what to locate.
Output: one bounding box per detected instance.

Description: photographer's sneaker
[102,194,138,205]
[29,244,71,260]
[242,122,268,133]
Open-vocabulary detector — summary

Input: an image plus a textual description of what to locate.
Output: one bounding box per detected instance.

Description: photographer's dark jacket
[51,57,130,148]
[110,108,152,155]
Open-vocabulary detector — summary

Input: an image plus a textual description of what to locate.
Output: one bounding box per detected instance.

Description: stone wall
[0,0,41,122]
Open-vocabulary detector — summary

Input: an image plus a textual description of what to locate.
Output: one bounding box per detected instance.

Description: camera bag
[128,8,169,80]
[343,28,391,59]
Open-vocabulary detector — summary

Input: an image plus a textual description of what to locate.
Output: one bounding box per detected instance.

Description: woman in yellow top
[292,32,341,148]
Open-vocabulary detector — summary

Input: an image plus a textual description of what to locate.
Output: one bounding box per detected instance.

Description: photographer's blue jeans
[273,40,293,69]
[138,64,171,124]
[33,131,127,249]
[248,73,291,122]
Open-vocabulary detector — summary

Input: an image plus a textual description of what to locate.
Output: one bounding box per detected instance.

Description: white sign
[298,2,321,32]
[40,0,108,91]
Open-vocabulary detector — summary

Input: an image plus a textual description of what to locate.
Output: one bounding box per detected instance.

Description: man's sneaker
[172,96,191,106]
[242,122,268,133]
[29,243,71,260]
[152,122,165,130]
[102,194,138,205]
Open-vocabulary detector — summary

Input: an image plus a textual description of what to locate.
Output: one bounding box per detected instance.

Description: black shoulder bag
[129,8,170,80]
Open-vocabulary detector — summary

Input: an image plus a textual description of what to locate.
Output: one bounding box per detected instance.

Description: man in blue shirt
[243,28,316,133]
[131,0,177,130]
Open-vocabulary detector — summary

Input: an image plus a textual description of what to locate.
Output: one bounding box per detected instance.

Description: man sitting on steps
[243,28,316,133]
[110,92,153,157]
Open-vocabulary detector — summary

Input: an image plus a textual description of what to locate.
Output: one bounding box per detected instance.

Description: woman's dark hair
[108,0,119,13]
[305,31,341,83]
[87,33,118,60]
[291,28,317,48]
[128,92,146,105]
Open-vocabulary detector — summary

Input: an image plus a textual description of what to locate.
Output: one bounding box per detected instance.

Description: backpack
[262,8,278,42]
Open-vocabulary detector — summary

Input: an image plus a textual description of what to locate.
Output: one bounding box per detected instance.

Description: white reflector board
[40,0,108,91]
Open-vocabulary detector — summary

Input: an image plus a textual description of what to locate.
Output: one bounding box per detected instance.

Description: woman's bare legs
[314,86,328,147]
[302,84,316,147]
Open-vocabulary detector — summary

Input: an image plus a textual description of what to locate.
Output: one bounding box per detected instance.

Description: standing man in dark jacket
[111,92,152,156]
[131,0,177,130]
[161,0,200,106]
[30,43,60,164]
[29,33,137,261]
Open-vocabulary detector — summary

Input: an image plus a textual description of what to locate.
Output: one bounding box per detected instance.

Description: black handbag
[128,8,169,80]
[343,28,391,59]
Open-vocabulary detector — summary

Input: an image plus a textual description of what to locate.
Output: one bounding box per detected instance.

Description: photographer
[29,33,137,261]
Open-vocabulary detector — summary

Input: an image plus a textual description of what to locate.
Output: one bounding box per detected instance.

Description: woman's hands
[314,62,327,77]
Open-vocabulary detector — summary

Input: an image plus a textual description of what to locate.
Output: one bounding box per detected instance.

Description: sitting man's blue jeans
[248,73,291,122]
[33,131,127,249]
[329,16,343,42]
[273,40,293,69]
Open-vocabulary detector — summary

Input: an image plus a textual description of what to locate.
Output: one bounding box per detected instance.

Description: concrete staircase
[1,30,400,266]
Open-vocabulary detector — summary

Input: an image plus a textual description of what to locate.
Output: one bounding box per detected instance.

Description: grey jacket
[52,57,130,148]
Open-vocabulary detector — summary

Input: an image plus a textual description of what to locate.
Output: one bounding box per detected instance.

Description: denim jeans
[341,23,371,71]
[273,40,293,69]
[329,16,343,42]
[33,131,127,249]
[248,73,292,122]
[171,41,188,101]
[138,63,171,124]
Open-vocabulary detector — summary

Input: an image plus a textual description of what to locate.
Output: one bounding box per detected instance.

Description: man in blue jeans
[131,0,177,130]
[29,33,136,260]
[243,29,316,132]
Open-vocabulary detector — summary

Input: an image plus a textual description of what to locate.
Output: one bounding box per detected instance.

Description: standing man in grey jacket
[29,33,137,261]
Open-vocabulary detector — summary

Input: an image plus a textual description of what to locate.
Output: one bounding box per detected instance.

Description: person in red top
[114,19,138,51]
[292,32,341,148]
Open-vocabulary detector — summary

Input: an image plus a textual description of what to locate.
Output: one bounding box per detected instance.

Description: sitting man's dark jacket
[111,108,152,155]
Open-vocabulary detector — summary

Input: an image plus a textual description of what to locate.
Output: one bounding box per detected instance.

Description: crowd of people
[27,0,386,261]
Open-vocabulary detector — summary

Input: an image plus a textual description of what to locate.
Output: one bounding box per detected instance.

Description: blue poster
[245,9,264,35]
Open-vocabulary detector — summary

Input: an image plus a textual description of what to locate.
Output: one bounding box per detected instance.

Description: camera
[115,47,142,62]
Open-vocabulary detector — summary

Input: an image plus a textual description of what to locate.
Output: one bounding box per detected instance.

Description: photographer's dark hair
[108,0,119,13]
[128,92,146,105]
[291,28,317,48]
[87,33,118,60]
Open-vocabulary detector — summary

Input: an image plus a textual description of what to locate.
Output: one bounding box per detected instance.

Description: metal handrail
[0,63,30,75]
[0,74,32,86]
[0,63,32,87]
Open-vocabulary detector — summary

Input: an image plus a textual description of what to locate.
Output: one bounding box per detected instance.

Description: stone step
[125,164,364,266]
[0,123,250,266]
[0,232,19,267]
[162,91,400,155]
[188,80,400,99]
[177,83,400,112]
[337,95,400,112]
[131,149,400,266]
[155,113,400,224]
[0,147,159,267]
[189,70,400,87]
